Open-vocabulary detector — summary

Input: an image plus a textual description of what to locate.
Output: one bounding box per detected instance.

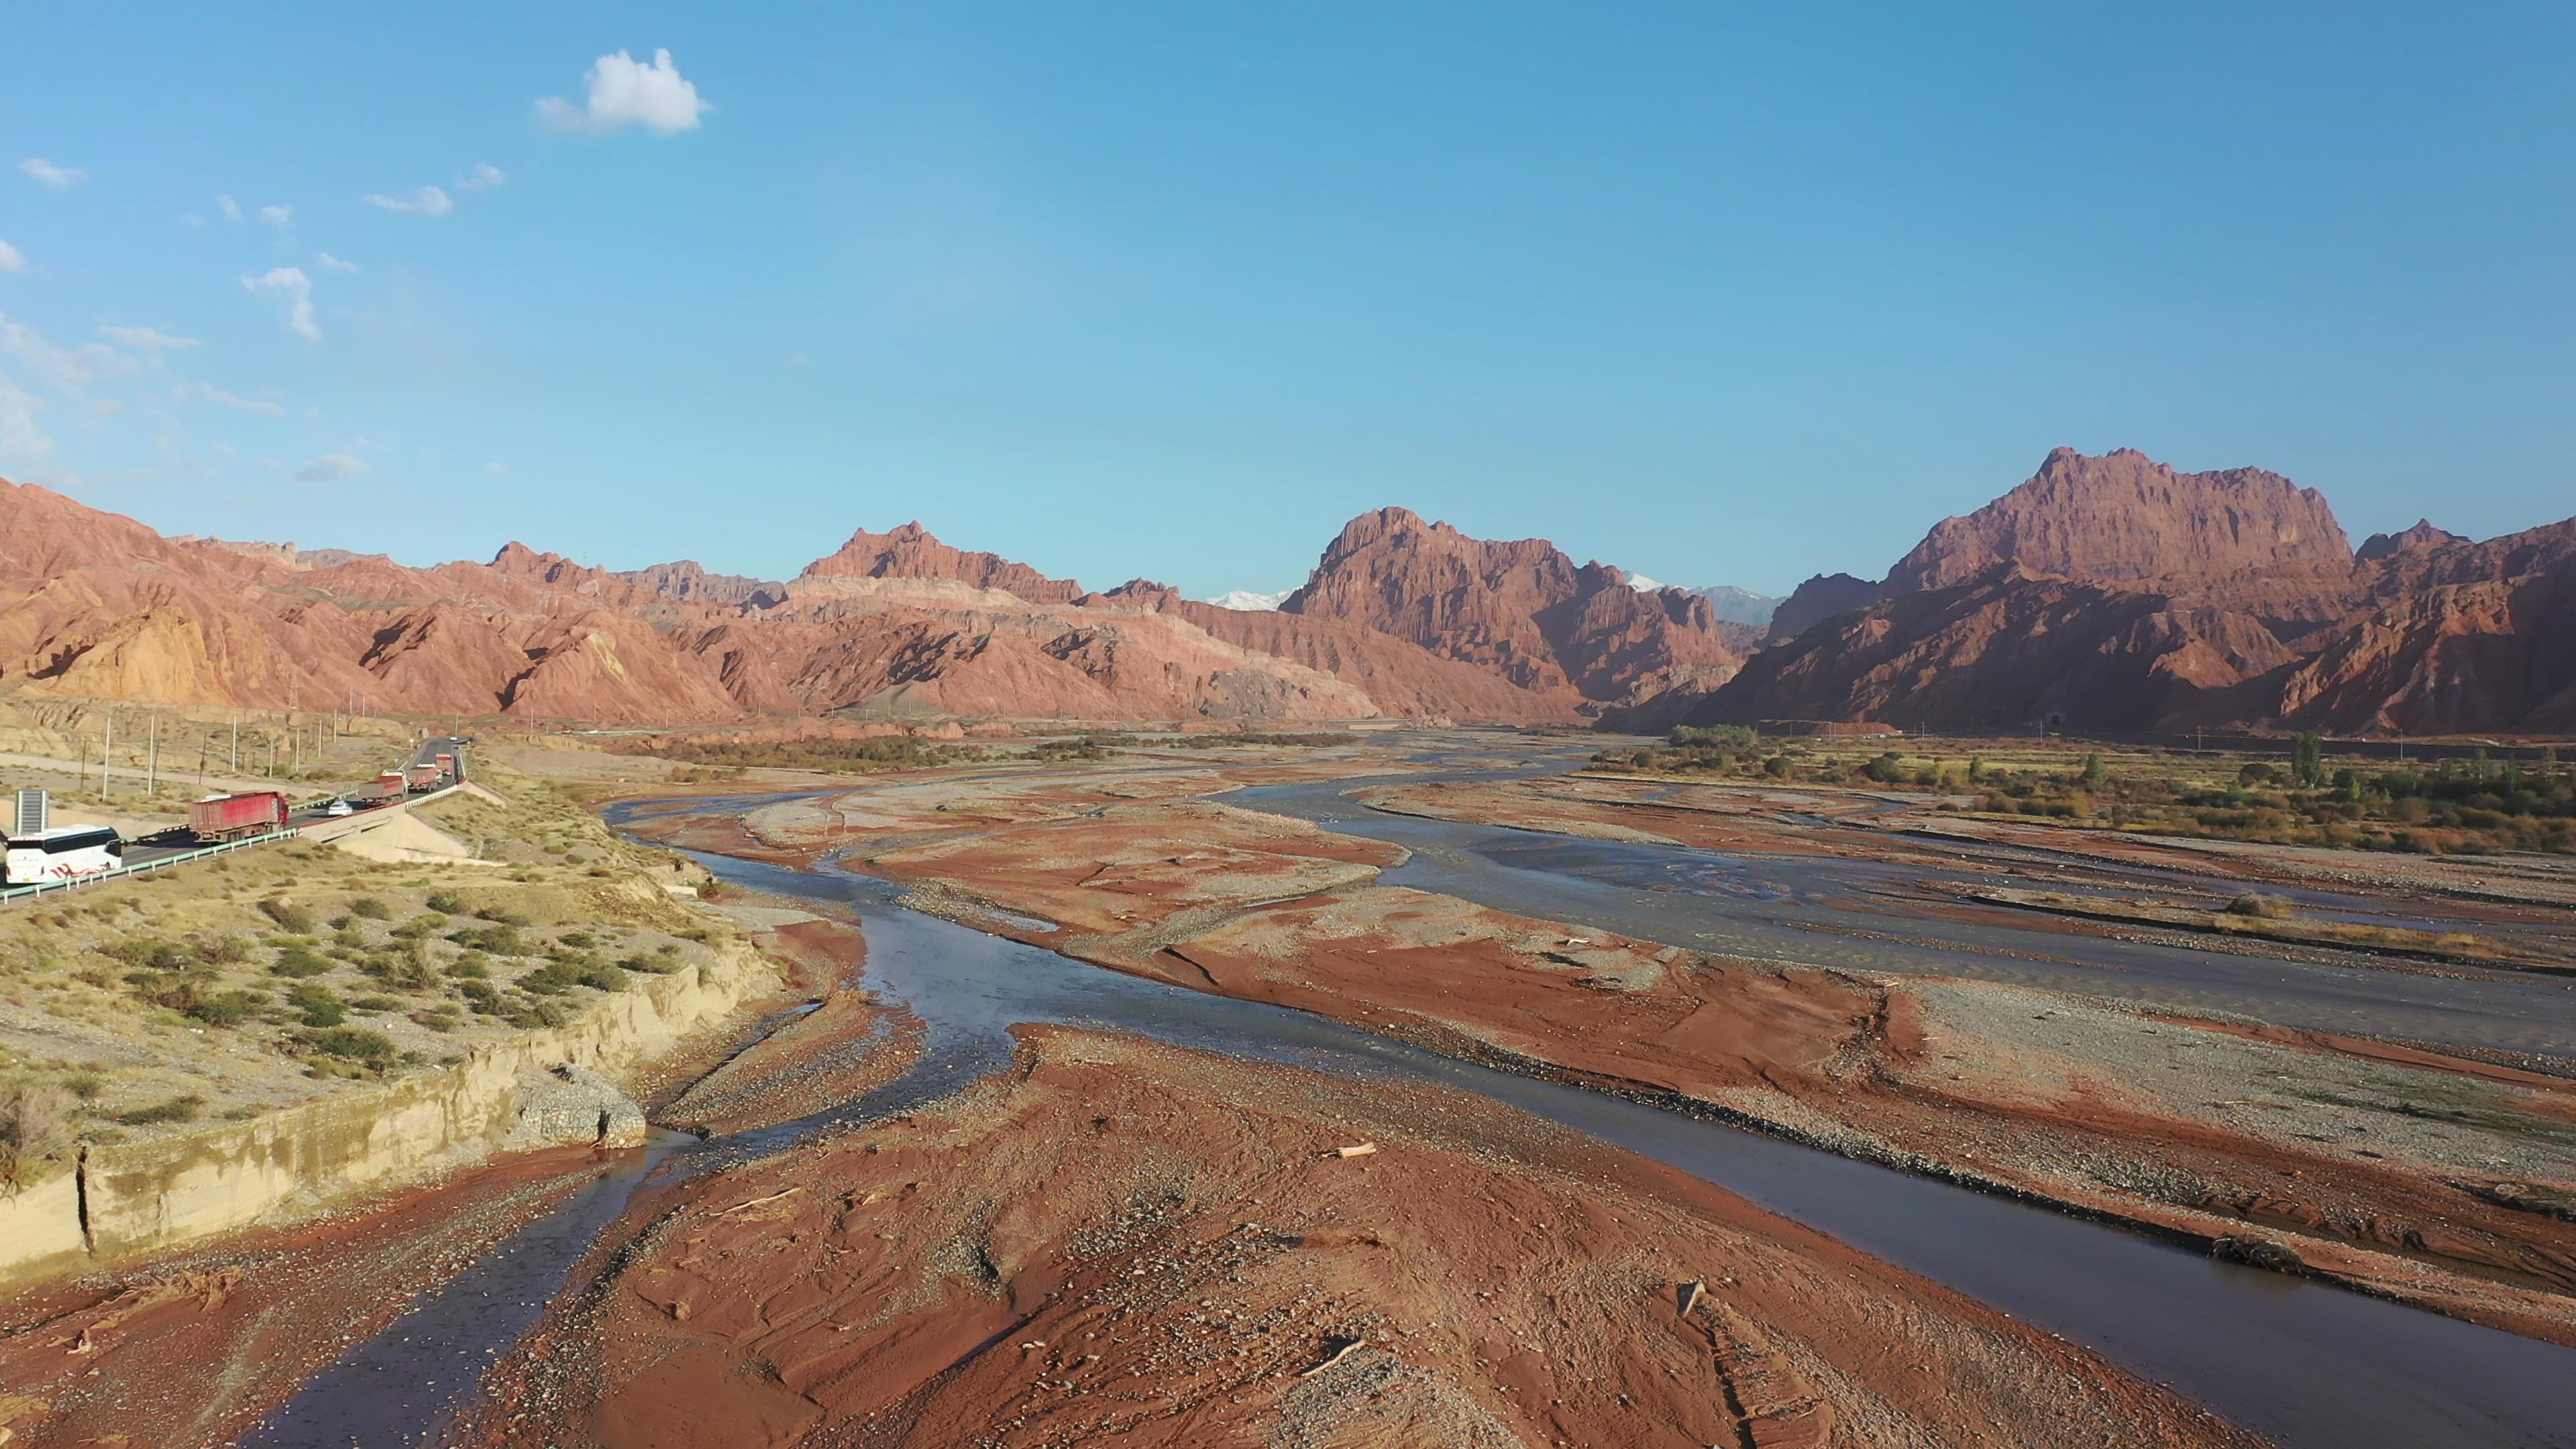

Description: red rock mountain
[2356,519,2467,564]
[1885,447,2352,592]
[1650,449,2575,736]
[10,454,2567,736]
[0,480,1574,727]
[798,523,1085,605]
[1281,507,1741,708]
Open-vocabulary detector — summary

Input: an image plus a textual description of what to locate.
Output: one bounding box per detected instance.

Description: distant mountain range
[5,446,2568,735]
[1201,589,1294,611]
[1624,578,1779,627]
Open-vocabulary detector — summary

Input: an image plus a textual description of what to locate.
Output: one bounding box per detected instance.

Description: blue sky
[3,5,2570,598]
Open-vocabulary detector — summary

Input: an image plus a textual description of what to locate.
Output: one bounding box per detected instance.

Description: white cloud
[315,251,360,273]
[362,184,452,217]
[189,381,287,416]
[93,398,125,417]
[0,313,133,388]
[484,460,507,474]
[0,239,22,272]
[538,48,714,136]
[259,203,294,230]
[0,374,51,457]
[458,162,507,191]
[100,324,201,352]
[18,158,87,189]
[294,451,368,483]
[243,266,321,341]
[182,211,206,228]
[217,194,244,222]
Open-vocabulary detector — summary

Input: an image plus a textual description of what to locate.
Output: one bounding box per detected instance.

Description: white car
[325,799,355,818]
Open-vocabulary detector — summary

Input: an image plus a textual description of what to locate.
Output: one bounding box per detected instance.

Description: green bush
[269,945,333,979]
[347,896,393,920]
[184,989,265,1027]
[258,898,317,933]
[117,1093,206,1126]
[301,1027,398,1067]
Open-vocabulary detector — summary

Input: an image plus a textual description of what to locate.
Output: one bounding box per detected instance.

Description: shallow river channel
[239,788,2576,1449]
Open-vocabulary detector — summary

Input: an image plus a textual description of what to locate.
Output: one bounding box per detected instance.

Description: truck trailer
[189,792,291,843]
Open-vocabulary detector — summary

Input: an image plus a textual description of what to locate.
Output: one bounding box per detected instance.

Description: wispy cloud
[0,313,135,388]
[101,325,201,352]
[217,194,244,222]
[293,451,368,482]
[18,158,87,189]
[0,374,51,457]
[458,162,507,191]
[0,239,23,273]
[189,381,287,417]
[363,184,452,217]
[242,267,320,341]
[258,203,293,231]
[315,251,360,273]
[538,48,714,136]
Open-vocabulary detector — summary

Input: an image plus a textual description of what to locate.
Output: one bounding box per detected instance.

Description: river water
[239,786,2576,1449]
[1224,777,2576,1059]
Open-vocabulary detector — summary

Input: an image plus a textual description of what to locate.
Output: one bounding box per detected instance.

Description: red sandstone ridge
[1281,506,1741,708]
[2357,519,2467,564]
[0,478,1577,726]
[1642,449,2576,737]
[797,521,1085,604]
[1888,447,2352,592]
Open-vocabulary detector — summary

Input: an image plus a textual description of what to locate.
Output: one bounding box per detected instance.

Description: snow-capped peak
[1201,588,1293,611]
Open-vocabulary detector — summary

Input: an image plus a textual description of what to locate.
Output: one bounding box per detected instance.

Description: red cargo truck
[190,792,290,843]
[405,763,443,792]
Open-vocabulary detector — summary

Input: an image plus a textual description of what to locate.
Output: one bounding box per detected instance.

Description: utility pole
[231,714,240,774]
[268,737,278,777]
[103,712,113,798]
[147,713,158,798]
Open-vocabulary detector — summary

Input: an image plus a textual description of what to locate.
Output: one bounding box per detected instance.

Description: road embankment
[0,934,779,1290]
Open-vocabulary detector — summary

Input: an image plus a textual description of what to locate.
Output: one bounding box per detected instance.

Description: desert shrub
[2226,893,2295,920]
[269,945,332,979]
[301,1028,398,1067]
[1,1082,76,1182]
[191,934,252,966]
[184,989,265,1027]
[285,982,345,1028]
[258,898,317,933]
[117,1093,205,1126]
[447,923,525,956]
[347,896,392,920]
[425,890,466,914]
[103,938,196,973]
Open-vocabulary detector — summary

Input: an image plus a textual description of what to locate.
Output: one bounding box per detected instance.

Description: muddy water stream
[244,791,2576,1449]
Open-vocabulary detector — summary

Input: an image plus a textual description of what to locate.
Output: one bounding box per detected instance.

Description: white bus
[2,826,125,886]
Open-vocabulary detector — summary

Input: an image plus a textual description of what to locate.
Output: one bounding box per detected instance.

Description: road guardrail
[0,828,306,905]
